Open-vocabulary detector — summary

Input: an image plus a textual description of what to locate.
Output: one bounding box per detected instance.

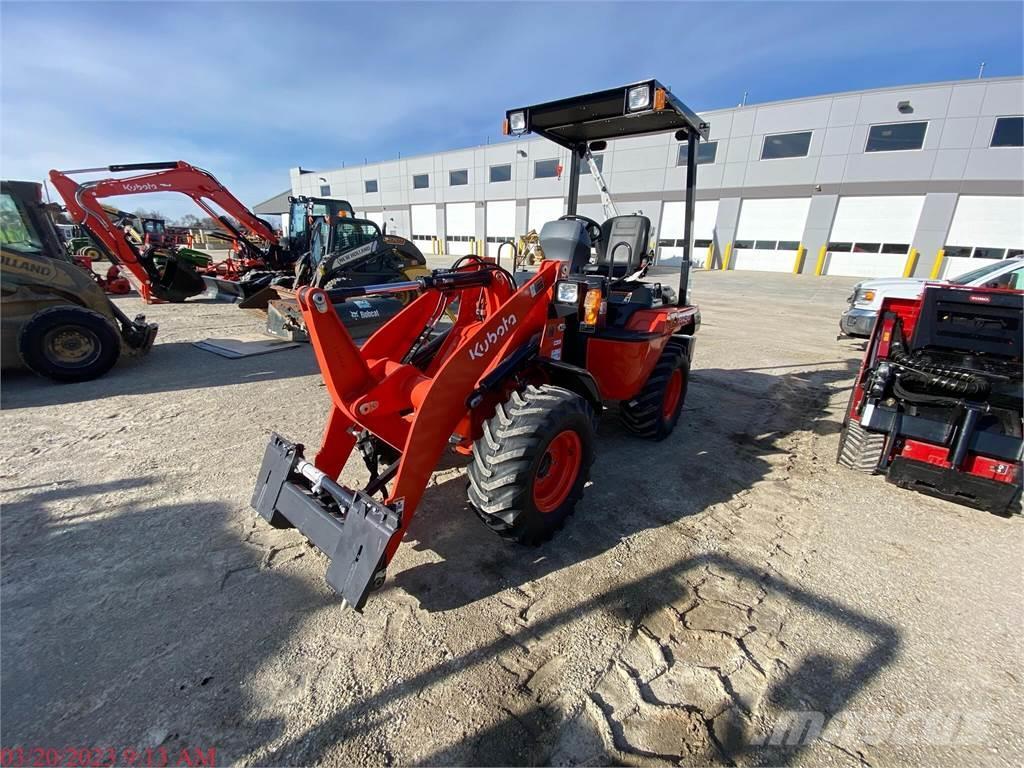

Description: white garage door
[824,195,924,277]
[942,196,1024,277]
[364,211,386,231]
[410,204,437,254]
[445,202,476,256]
[486,200,516,259]
[733,198,810,272]
[658,200,719,267]
[528,197,564,234]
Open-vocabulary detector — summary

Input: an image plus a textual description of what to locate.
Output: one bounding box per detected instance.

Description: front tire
[18,306,121,383]
[620,342,689,440]
[468,385,595,544]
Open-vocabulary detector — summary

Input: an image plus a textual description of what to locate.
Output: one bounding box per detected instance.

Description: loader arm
[49,161,280,303]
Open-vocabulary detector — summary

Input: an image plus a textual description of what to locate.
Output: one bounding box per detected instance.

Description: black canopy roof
[505,79,709,148]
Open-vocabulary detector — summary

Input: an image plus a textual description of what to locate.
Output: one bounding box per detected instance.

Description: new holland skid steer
[250,80,707,609]
[1,180,157,382]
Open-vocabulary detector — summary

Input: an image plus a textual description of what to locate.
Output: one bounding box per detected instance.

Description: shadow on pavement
[1,341,319,410]
[0,475,335,765]
[394,360,859,613]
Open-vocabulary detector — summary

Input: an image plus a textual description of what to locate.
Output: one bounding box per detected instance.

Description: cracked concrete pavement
[2,269,1021,766]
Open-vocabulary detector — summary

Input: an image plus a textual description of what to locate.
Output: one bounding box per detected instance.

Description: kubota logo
[469,313,518,360]
[121,182,160,192]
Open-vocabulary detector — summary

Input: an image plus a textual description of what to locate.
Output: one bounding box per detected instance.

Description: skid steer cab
[250,80,710,609]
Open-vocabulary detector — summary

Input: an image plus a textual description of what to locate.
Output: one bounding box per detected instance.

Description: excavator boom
[49,161,281,303]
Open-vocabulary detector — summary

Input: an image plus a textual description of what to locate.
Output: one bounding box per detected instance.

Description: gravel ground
[2,269,1021,766]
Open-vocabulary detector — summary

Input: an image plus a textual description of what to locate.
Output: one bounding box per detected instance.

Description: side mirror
[588,140,607,152]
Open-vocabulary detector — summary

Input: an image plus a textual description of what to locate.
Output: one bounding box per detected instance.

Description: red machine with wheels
[250,80,708,608]
[838,284,1023,514]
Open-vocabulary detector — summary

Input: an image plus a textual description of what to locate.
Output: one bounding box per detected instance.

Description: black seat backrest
[539,219,591,274]
[594,215,650,278]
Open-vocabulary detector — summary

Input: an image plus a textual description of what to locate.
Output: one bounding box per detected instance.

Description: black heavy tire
[468,385,595,544]
[836,418,885,473]
[18,306,121,383]
[620,342,689,441]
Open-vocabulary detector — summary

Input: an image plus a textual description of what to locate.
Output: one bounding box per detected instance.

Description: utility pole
[740,90,748,107]
[977,62,986,79]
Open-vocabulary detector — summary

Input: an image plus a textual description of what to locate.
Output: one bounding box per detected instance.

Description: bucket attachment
[238,285,284,310]
[201,275,245,302]
[252,434,402,610]
[263,294,409,342]
[151,256,206,302]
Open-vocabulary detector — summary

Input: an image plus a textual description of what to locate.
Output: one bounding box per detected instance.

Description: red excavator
[49,162,290,303]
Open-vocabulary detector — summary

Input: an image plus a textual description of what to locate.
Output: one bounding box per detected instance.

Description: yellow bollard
[814,245,828,276]
[792,244,806,274]
[721,242,733,271]
[930,248,945,279]
[705,242,713,269]
[902,248,919,278]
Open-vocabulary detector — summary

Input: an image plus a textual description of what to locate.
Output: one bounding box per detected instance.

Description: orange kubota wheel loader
[249,80,707,609]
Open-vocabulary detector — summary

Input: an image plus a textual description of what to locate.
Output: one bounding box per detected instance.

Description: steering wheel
[558,214,602,245]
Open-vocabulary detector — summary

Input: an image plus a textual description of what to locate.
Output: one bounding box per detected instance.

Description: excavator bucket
[237,285,283,310]
[200,275,245,302]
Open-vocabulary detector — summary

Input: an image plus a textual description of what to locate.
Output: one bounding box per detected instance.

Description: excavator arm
[49,161,280,303]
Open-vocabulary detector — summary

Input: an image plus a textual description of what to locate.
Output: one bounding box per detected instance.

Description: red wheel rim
[662,368,683,420]
[533,430,583,513]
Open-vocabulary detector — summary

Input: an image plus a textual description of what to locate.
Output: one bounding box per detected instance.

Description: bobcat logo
[468,313,518,360]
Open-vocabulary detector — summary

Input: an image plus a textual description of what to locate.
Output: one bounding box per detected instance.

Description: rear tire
[620,342,689,440]
[468,385,595,544]
[18,306,121,383]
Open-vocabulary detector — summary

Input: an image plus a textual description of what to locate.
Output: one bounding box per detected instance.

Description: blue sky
[2,1,1022,219]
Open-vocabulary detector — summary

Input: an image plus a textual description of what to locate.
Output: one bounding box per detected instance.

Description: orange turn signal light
[653,87,667,110]
[502,119,510,136]
[583,287,603,326]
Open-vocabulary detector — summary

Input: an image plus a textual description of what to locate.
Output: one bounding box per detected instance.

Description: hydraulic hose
[890,351,990,399]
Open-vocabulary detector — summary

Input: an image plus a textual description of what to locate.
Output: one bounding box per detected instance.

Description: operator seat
[588,215,651,280]
[538,219,591,274]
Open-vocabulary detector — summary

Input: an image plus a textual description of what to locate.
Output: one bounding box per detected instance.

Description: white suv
[840,257,1024,337]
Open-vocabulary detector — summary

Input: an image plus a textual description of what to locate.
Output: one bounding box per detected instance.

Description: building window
[449,169,468,186]
[881,243,910,254]
[489,164,511,183]
[827,242,853,252]
[754,240,777,250]
[760,131,812,160]
[319,184,331,196]
[776,241,800,251]
[865,121,927,152]
[991,116,1024,147]
[677,141,719,166]
[579,154,604,174]
[973,247,1007,260]
[734,240,754,249]
[364,180,378,193]
[412,174,429,189]
[534,159,560,179]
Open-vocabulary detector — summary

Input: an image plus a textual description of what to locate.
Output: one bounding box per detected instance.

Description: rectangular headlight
[556,281,579,304]
[509,111,527,134]
[627,85,651,112]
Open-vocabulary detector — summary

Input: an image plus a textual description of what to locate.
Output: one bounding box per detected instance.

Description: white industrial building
[259,76,1024,279]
